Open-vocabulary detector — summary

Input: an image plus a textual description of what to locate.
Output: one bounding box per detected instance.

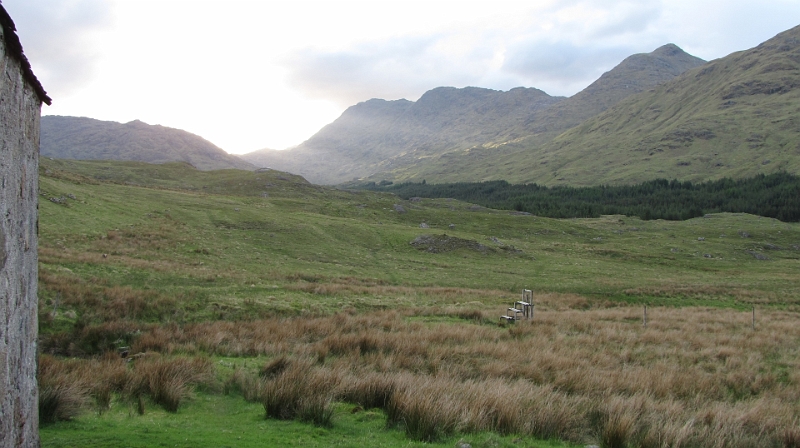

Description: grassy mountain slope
[38,158,800,311]
[41,158,307,196]
[518,43,708,136]
[475,25,800,186]
[41,116,255,171]
[241,87,563,184]
[361,44,708,184]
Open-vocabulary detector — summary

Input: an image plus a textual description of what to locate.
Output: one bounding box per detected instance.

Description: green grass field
[37,160,800,447]
[39,393,575,448]
[39,160,800,311]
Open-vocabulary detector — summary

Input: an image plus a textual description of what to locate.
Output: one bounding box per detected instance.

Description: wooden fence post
[643,305,647,327]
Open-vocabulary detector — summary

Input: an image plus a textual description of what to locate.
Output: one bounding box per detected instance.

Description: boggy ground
[41,298,800,447]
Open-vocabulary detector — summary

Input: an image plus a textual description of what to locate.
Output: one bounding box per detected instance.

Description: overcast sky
[3,0,798,154]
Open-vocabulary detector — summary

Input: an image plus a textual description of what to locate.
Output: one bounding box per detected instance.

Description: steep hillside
[240,97,416,183]
[518,43,707,135]
[489,24,800,186]
[242,87,562,184]
[41,116,255,171]
[245,44,704,185]
[364,44,707,184]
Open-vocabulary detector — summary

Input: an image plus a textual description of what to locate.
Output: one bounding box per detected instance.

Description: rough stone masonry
[0,3,51,446]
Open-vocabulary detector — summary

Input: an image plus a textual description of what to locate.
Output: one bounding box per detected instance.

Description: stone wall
[0,19,42,448]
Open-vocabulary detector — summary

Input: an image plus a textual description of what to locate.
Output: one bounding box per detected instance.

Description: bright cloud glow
[3,0,798,154]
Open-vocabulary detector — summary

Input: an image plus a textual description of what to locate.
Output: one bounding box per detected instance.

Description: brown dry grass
[622,283,779,304]
[39,353,215,420]
[125,355,214,412]
[39,246,191,274]
[41,303,800,445]
[38,355,92,423]
[119,304,800,444]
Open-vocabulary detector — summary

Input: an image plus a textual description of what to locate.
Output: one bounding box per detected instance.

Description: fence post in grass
[643,305,647,327]
[752,305,755,330]
[520,289,533,319]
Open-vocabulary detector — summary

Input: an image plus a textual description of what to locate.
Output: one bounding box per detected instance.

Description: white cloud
[284,34,497,106]
[281,0,670,99]
[2,0,114,96]
[502,43,635,96]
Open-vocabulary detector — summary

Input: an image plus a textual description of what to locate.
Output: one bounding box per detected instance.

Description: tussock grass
[40,304,800,444]
[223,366,264,402]
[259,358,338,427]
[336,370,397,410]
[38,352,131,421]
[38,355,91,423]
[784,425,800,448]
[127,355,214,412]
[90,306,796,445]
[39,354,215,419]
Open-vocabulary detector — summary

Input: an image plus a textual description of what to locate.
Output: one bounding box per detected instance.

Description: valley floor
[36,161,800,447]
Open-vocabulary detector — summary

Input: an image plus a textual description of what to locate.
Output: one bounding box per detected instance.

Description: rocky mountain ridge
[242,86,563,183]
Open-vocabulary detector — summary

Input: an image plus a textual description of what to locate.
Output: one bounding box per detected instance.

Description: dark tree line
[355,173,800,222]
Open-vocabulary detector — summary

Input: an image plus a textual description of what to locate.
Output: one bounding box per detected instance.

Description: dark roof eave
[0,3,52,105]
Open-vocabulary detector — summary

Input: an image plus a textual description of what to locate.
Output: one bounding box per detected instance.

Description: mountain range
[40,116,254,171]
[241,42,707,185]
[42,24,800,188]
[240,86,563,184]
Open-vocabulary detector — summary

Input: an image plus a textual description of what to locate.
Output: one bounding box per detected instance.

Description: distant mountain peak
[606,43,705,77]
[126,119,150,128]
[41,116,254,171]
[652,43,685,57]
[361,98,412,105]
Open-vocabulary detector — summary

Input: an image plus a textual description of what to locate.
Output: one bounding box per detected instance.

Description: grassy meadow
[37,159,800,447]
